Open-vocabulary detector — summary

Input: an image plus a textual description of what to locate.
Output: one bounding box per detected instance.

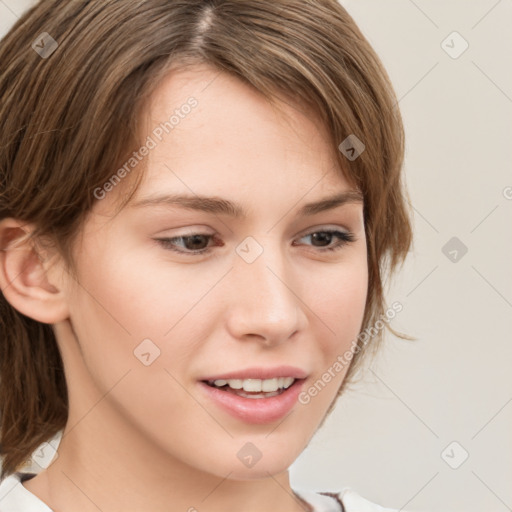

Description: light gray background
[1,1,511,511]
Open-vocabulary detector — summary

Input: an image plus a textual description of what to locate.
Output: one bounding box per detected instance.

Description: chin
[201,442,301,481]
[224,460,294,481]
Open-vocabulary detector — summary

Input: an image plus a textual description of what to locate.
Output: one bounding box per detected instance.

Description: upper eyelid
[297,224,352,236]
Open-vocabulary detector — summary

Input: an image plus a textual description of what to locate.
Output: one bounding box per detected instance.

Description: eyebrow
[129,190,363,217]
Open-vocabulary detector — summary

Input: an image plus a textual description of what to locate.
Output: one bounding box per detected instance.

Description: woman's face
[59,63,368,480]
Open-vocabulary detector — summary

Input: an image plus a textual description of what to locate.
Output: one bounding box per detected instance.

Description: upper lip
[200,366,309,381]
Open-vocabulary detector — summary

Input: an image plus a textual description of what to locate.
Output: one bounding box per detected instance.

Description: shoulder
[294,486,407,512]
[338,487,405,512]
[0,472,53,512]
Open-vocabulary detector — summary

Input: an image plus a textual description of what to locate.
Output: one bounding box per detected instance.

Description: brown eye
[295,230,356,252]
[155,233,216,254]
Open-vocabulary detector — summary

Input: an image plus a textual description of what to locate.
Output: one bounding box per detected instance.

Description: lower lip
[198,379,305,424]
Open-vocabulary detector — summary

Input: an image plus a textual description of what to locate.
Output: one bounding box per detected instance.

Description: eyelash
[154,229,356,256]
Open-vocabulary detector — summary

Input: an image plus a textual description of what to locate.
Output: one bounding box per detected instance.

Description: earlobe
[0,218,70,324]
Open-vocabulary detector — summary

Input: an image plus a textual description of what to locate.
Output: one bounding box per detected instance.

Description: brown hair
[0,0,413,479]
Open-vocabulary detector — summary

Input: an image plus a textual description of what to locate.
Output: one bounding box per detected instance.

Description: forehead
[141,65,348,178]
[94,63,358,221]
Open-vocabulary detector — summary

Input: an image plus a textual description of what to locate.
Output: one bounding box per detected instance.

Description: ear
[0,218,70,324]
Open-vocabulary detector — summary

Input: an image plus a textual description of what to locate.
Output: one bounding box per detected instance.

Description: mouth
[197,367,308,424]
[202,377,299,399]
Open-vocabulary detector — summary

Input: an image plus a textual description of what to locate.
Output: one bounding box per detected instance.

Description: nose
[224,238,308,347]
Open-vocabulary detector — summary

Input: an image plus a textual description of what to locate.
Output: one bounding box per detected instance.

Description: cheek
[310,253,368,344]
[300,254,368,403]
[67,244,226,383]
[66,248,212,435]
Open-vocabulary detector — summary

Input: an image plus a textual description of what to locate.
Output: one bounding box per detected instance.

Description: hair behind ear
[0,296,68,480]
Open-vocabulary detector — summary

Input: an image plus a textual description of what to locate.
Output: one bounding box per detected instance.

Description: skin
[0,63,368,512]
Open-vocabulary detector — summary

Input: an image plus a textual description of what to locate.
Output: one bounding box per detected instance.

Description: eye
[155,233,218,255]
[154,228,356,256]
[295,229,356,252]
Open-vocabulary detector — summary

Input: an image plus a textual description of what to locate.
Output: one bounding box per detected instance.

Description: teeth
[262,378,278,392]
[212,377,295,392]
[243,379,262,392]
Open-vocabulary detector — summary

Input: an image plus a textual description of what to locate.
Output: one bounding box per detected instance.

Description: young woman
[0,1,413,511]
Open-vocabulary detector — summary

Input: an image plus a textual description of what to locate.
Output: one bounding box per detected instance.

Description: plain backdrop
[1,1,511,511]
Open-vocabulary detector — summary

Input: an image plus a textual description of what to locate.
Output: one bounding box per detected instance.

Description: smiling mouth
[203,377,298,399]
